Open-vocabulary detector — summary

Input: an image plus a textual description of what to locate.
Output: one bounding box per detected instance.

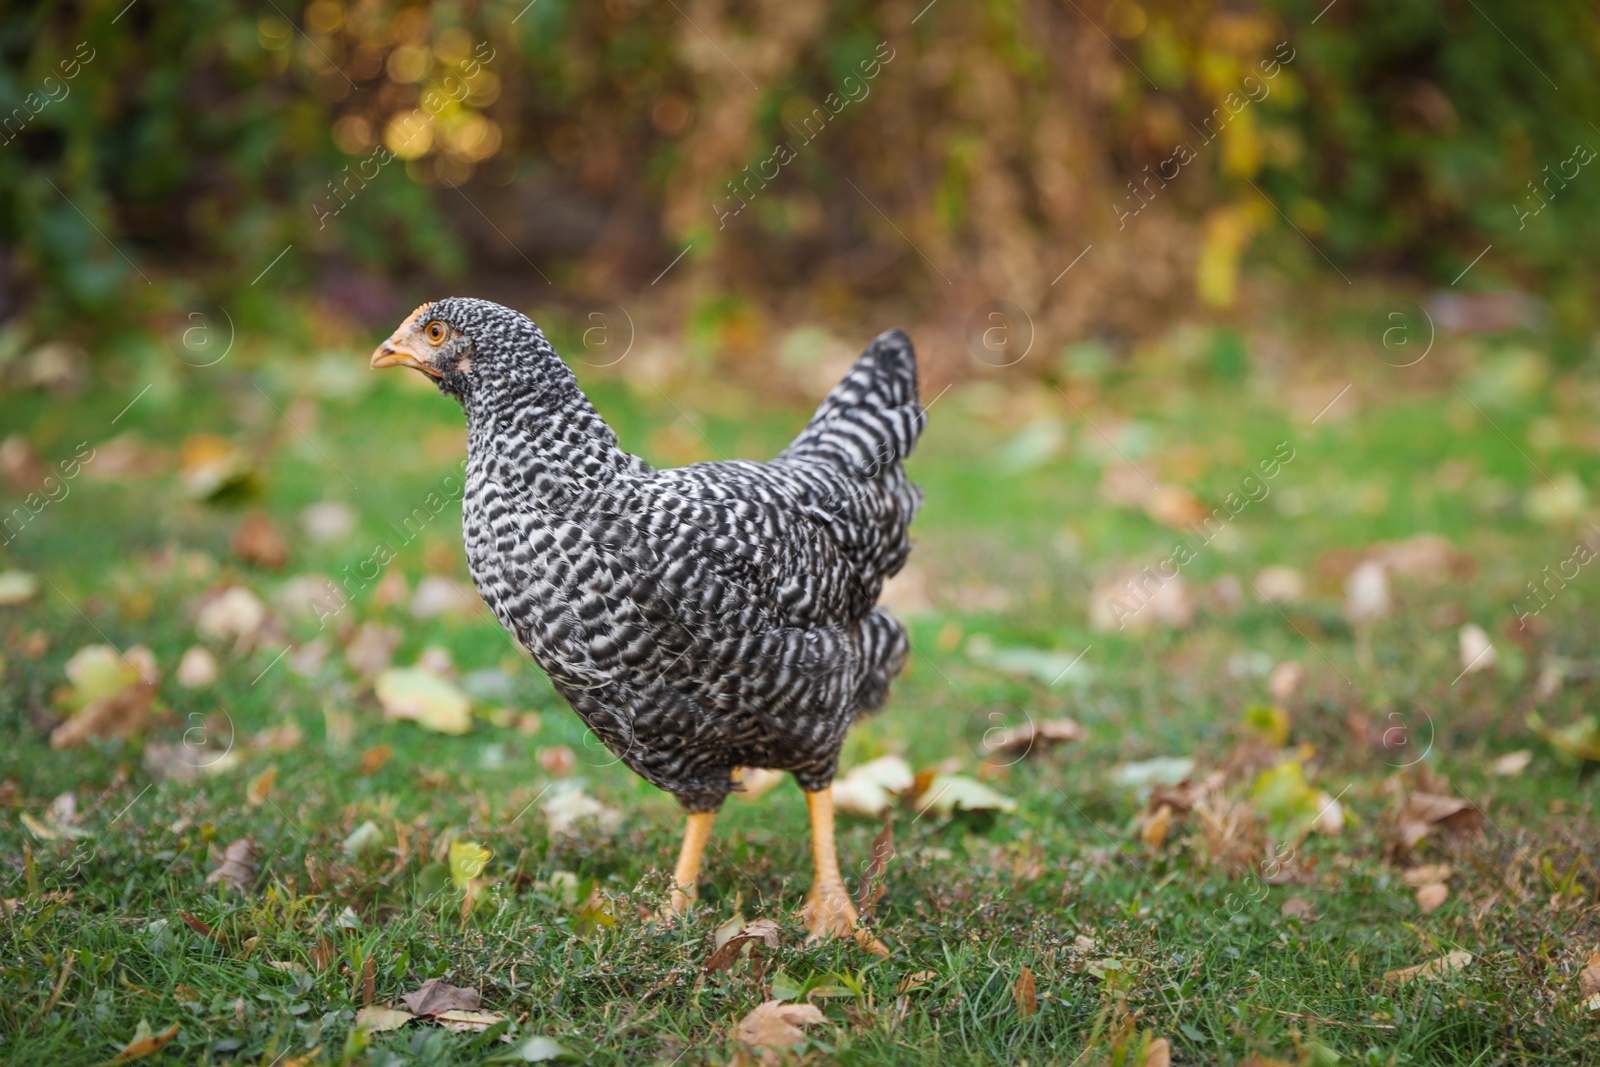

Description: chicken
[371,298,923,951]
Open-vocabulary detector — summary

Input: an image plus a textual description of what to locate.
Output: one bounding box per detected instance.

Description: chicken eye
[424,321,447,344]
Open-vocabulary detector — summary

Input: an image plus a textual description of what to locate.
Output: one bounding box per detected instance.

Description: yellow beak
[370,338,442,377]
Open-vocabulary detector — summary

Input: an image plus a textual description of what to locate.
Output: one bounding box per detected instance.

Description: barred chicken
[372,298,923,951]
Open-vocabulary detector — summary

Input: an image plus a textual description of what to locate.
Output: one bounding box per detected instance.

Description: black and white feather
[420,298,924,812]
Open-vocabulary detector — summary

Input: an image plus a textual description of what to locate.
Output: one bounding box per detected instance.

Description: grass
[1,314,1597,1066]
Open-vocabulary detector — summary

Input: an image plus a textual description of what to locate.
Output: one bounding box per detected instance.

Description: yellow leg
[667,811,716,917]
[801,789,888,955]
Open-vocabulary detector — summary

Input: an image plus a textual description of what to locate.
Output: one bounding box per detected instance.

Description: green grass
[1,325,1597,1065]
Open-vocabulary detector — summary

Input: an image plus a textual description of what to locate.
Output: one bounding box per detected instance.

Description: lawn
[1,310,1596,1066]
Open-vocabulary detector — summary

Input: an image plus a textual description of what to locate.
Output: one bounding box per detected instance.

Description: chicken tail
[778,328,926,600]
[784,328,925,475]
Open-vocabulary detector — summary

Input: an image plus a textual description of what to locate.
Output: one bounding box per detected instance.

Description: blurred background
[3,0,1599,380]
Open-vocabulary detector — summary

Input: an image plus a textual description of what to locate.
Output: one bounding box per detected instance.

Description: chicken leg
[801,788,889,955]
[667,811,716,916]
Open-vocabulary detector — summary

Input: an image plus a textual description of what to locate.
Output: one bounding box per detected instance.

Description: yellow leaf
[354,1005,415,1033]
[245,766,276,808]
[448,840,491,891]
[1383,950,1472,985]
[375,668,471,734]
[108,1020,180,1063]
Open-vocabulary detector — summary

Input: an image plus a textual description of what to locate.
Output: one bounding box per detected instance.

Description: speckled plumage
[412,298,924,812]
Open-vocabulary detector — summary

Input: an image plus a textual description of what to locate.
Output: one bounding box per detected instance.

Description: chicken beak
[370,338,442,377]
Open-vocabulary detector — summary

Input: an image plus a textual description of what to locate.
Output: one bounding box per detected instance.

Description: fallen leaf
[1112,757,1195,792]
[1267,661,1308,702]
[704,917,781,972]
[912,774,1017,817]
[897,970,937,994]
[1383,949,1472,985]
[1458,623,1496,675]
[1089,571,1195,632]
[230,511,288,569]
[175,647,218,688]
[1141,1037,1171,1067]
[375,667,471,735]
[1579,952,1600,997]
[108,1019,180,1062]
[830,754,915,818]
[1396,792,1486,851]
[448,840,491,890]
[1255,567,1306,604]
[195,586,268,649]
[489,1036,576,1062]
[1344,560,1390,625]
[1145,485,1208,528]
[1139,804,1173,849]
[1527,712,1600,764]
[1416,882,1449,913]
[344,820,383,857]
[540,787,621,837]
[436,1009,507,1032]
[1014,965,1037,1018]
[981,718,1085,757]
[537,746,575,776]
[204,838,257,893]
[1402,864,1453,886]
[344,623,400,678]
[301,501,357,543]
[245,767,276,808]
[354,1005,415,1033]
[732,767,786,800]
[736,1000,827,1054]
[402,978,481,1016]
[50,645,158,749]
[0,571,39,606]
[1281,896,1316,920]
[1241,704,1290,748]
[358,744,394,775]
[1491,750,1532,776]
[858,820,895,916]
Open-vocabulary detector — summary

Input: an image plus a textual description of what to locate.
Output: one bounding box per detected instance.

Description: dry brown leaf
[344,623,400,678]
[980,718,1085,757]
[252,722,303,752]
[108,1020,181,1063]
[1144,486,1208,528]
[1384,949,1472,985]
[402,978,481,1016]
[178,434,250,499]
[537,746,575,776]
[1577,952,1600,997]
[50,645,159,750]
[195,586,269,649]
[1281,896,1316,920]
[355,1005,415,1033]
[204,838,257,893]
[245,766,276,808]
[1491,750,1532,776]
[897,970,936,994]
[1416,883,1449,913]
[1139,803,1173,849]
[358,744,394,775]
[1402,864,1453,887]
[177,911,219,941]
[435,1009,506,1032]
[1267,661,1308,702]
[231,511,288,569]
[731,766,786,800]
[1141,1037,1172,1067]
[1014,965,1037,1018]
[1396,792,1486,852]
[736,1000,827,1054]
[704,917,781,973]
